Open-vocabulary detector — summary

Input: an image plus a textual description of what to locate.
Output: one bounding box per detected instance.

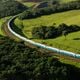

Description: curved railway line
[1,19,20,40]
[1,0,80,60]
[1,15,80,63]
[1,16,78,60]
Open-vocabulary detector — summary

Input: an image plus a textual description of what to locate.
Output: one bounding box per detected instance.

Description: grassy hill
[15,10,80,35]
[22,2,37,7]
[37,31,80,53]
[61,0,76,3]
[14,10,80,53]
[0,18,5,35]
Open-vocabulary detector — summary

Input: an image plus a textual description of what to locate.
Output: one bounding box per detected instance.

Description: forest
[0,36,80,80]
[0,0,27,18]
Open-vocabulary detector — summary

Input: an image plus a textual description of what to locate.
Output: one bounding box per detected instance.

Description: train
[7,16,80,59]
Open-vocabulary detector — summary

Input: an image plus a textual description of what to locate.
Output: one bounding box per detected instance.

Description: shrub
[32,24,80,39]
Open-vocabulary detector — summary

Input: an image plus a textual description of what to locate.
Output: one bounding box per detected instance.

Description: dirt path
[1,21,20,40]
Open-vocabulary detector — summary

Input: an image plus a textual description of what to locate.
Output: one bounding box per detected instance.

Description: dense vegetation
[32,23,80,39]
[0,0,27,18]
[18,0,80,20]
[0,36,80,80]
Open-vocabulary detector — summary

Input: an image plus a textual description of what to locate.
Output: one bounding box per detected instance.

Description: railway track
[6,16,80,59]
[1,19,20,40]
[1,15,80,63]
[0,9,80,64]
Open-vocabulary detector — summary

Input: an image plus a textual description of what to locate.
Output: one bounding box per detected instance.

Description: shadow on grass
[73,38,80,40]
[10,18,28,38]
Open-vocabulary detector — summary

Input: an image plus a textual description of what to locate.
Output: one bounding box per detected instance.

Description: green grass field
[17,0,37,7]
[14,10,80,53]
[15,10,80,36]
[22,2,37,7]
[0,18,5,35]
[33,31,80,53]
[61,0,76,3]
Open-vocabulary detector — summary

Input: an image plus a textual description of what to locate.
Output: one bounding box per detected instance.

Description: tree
[62,30,68,40]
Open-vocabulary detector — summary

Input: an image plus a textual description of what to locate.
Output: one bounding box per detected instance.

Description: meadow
[61,0,76,3]
[0,18,6,35]
[33,31,80,53]
[14,10,80,53]
[15,10,80,36]
[17,0,37,7]
[23,2,37,7]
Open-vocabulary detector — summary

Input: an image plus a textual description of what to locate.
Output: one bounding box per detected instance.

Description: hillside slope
[14,10,80,53]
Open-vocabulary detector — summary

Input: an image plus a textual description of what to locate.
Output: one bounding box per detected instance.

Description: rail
[7,16,80,59]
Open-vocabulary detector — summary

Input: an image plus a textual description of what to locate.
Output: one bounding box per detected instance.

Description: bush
[32,24,80,39]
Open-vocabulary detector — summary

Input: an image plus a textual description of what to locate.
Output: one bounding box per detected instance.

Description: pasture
[15,10,80,36]
[33,31,80,53]
[14,10,80,53]
[61,0,76,3]
[0,18,5,35]
[22,2,37,7]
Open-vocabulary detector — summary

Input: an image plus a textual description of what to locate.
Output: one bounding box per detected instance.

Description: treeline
[32,23,80,39]
[0,36,80,80]
[18,0,80,20]
[0,0,27,18]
